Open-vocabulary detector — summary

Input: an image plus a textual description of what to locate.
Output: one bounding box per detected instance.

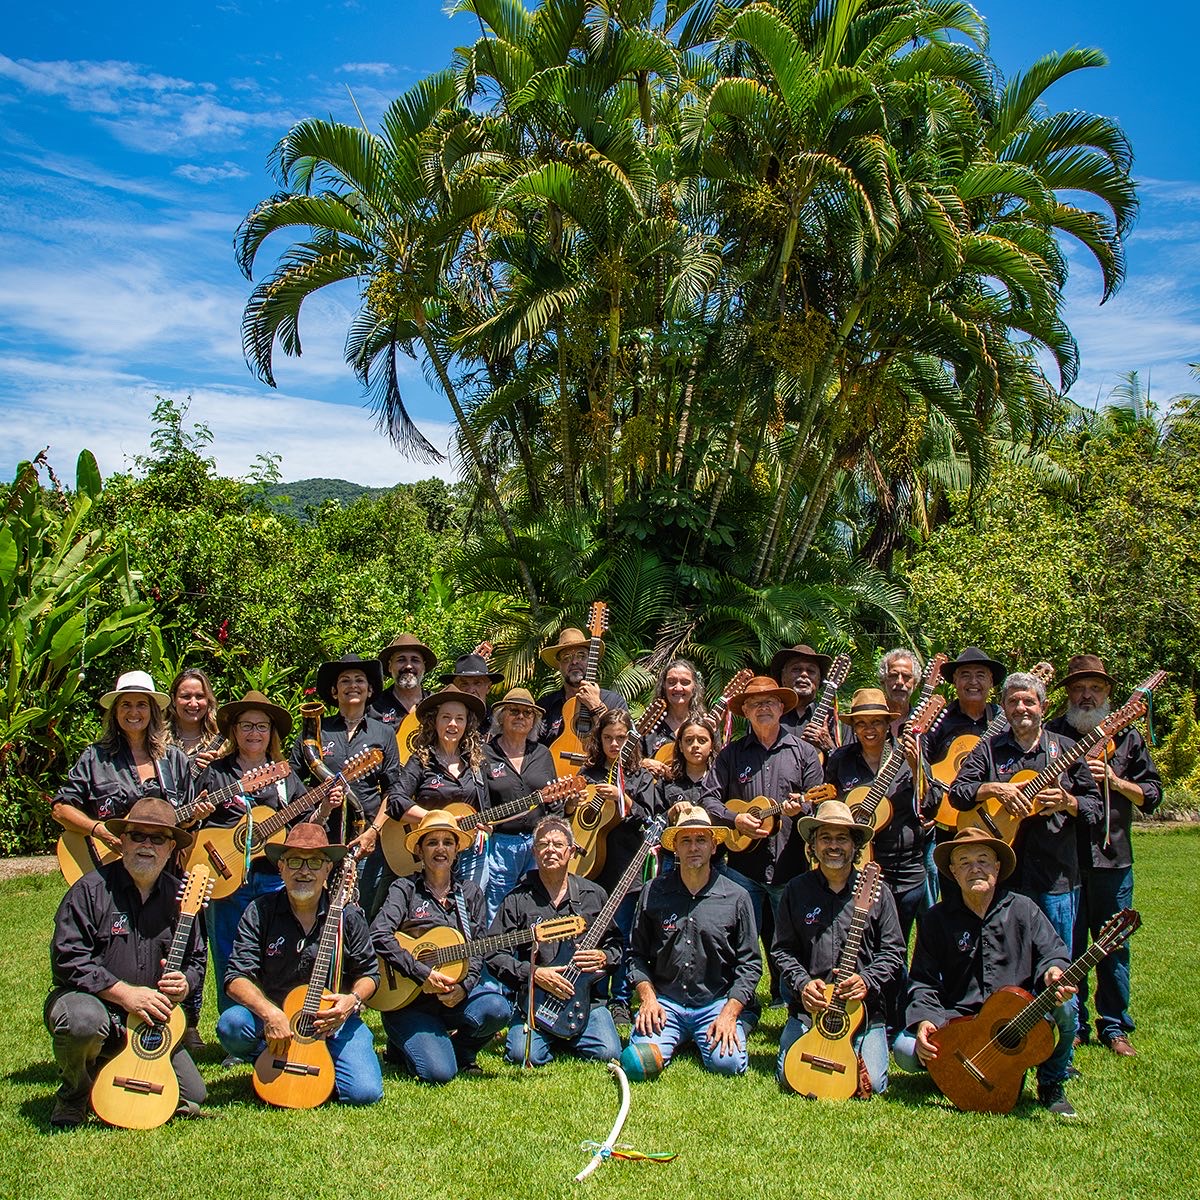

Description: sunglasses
[126,831,171,846]
[281,855,328,871]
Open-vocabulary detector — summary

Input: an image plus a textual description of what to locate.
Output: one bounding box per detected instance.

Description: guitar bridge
[202,840,233,879]
[799,1053,846,1075]
[954,1051,992,1088]
[111,1076,165,1095]
[271,1060,322,1077]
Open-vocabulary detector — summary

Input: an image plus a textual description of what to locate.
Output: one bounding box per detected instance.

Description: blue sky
[2,1,1196,486]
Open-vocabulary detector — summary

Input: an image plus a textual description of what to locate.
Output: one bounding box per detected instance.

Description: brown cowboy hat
[540,627,604,668]
[105,797,194,849]
[378,633,438,674]
[264,822,347,864]
[660,805,731,851]
[945,647,1006,682]
[727,675,799,717]
[795,799,874,847]
[844,688,899,722]
[768,644,832,680]
[216,690,293,739]
[315,653,385,705]
[414,684,487,723]
[1059,654,1118,690]
[437,652,503,685]
[403,809,475,854]
[933,826,1016,881]
[493,686,545,717]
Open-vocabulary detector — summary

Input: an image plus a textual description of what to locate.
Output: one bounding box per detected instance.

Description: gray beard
[1066,701,1111,733]
[394,670,420,689]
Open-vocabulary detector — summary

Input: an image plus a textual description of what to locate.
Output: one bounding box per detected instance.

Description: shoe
[220,1054,241,1069]
[609,1003,631,1026]
[1066,1065,1083,1080]
[457,1060,484,1078]
[181,1027,205,1053]
[1037,1083,1077,1117]
[173,1100,207,1120]
[1105,1034,1136,1057]
[50,1096,89,1130]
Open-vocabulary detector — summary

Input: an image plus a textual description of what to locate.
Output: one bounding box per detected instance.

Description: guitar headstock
[1095,908,1141,952]
[533,915,587,942]
[333,847,362,907]
[721,669,754,702]
[177,865,214,915]
[1132,669,1167,696]
[826,655,852,690]
[908,693,947,735]
[1102,694,1149,739]
[925,653,949,691]
[853,861,882,911]
[636,699,667,737]
[472,640,494,661]
[243,760,291,791]
[541,775,588,805]
[803,782,838,806]
[339,747,384,784]
[586,602,609,640]
[645,815,667,846]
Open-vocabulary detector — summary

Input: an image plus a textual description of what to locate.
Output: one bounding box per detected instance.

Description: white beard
[1066,700,1111,733]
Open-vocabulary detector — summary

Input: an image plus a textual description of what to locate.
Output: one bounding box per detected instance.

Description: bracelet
[91,822,101,837]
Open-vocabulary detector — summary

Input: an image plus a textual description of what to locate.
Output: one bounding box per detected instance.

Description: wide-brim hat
[768,644,832,680]
[403,808,475,854]
[796,799,874,847]
[100,670,170,711]
[315,654,385,704]
[727,676,799,717]
[933,827,1016,881]
[946,647,1006,682]
[844,688,899,722]
[438,653,503,685]
[264,821,347,864]
[105,797,194,849]
[540,627,604,668]
[1059,654,1117,690]
[493,686,545,717]
[378,633,438,674]
[414,684,487,723]
[660,804,731,851]
[216,690,293,738]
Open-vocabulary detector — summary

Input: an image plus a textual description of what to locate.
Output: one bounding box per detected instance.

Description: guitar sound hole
[295,1014,317,1040]
[819,1013,847,1039]
[135,1024,171,1059]
[996,1024,1023,1051]
[234,828,250,854]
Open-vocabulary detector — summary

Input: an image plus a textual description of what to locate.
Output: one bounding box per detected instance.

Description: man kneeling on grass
[626,806,760,1075]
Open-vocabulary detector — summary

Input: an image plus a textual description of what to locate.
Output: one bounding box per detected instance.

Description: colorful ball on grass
[620,1041,664,1082]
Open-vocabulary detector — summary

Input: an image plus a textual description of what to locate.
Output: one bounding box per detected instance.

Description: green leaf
[75,449,102,500]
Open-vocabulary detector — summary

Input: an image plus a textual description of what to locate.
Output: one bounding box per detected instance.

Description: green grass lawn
[3,828,1197,1200]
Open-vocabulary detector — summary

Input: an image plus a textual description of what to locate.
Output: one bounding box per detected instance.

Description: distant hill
[265,478,391,515]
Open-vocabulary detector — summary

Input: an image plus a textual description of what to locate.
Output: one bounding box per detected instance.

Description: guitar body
[532,939,596,1040]
[845,785,894,835]
[252,985,337,1109]
[927,986,1055,1113]
[567,787,619,879]
[725,796,781,853]
[187,806,287,900]
[369,928,469,1012]
[781,988,864,1100]
[396,709,420,765]
[653,740,676,766]
[380,801,478,878]
[955,769,1042,844]
[930,733,981,828]
[91,1007,184,1128]
[56,832,119,885]
[550,696,593,777]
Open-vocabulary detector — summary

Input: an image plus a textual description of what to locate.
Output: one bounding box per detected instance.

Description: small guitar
[956,677,1164,844]
[396,640,494,764]
[550,604,609,776]
[369,915,586,1011]
[567,702,665,880]
[930,661,1055,829]
[781,862,882,1099]
[652,669,754,764]
[535,816,666,1039]
[802,654,852,759]
[189,749,380,899]
[379,775,587,877]
[91,866,214,1129]
[726,783,837,854]
[928,908,1141,1113]
[253,851,361,1109]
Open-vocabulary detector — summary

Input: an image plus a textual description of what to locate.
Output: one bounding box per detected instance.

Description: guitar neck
[250,790,318,843]
[855,745,902,821]
[826,906,871,1015]
[808,680,839,731]
[584,636,602,687]
[1005,935,1129,1038]
[163,910,198,976]
[1018,727,1108,801]
[302,887,349,1012]
[186,734,225,780]
[459,789,540,832]
[428,925,537,968]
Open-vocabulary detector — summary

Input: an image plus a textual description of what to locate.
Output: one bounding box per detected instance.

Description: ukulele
[802,654,852,761]
[379,775,587,877]
[395,641,493,764]
[567,701,665,880]
[253,851,361,1109]
[90,865,214,1129]
[189,749,380,899]
[652,669,754,764]
[535,816,667,1039]
[781,862,882,1100]
[726,783,837,854]
[955,675,1165,844]
[550,604,609,776]
[928,909,1141,1113]
[369,915,586,1011]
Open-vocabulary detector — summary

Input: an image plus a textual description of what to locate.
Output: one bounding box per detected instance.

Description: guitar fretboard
[827,866,878,1018]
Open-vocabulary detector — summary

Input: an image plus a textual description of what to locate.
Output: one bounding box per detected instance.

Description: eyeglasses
[505,708,535,719]
[282,855,328,871]
[126,831,171,846]
[236,721,272,733]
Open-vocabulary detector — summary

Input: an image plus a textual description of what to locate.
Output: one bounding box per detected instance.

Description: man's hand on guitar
[987,782,1033,818]
[348,825,378,855]
[570,947,608,974]
[914,1020,939,1064]
[156,963,190,1003]
[733,811,768,839]
[801,724,834,752]
[1043,966,1078,1005]
[832,972,868,1003]
[262,1005,293,1054]
[187,792,217,825]
[94,826,123,851]
[1036,787,1077,816]
[311,992,359,1035]
[421,969,458,995]
[533,965,575,1000]
[899,733,920,774]
[781,793,805,818]
[800,978,830,1015]
[576,681,604,713]
[641,758,670,780]
[119,984,174,1025]
[633,990,666,1036]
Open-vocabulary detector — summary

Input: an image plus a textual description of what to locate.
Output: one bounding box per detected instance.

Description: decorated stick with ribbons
[574,1061,631,1182]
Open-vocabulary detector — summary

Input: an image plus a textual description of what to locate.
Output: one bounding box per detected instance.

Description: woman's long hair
[654,658,705,719]
[99,697,169,760]
[584,709,637,771]
[413,706,483,770]
[672,719,716,782]
[166,668,220,742]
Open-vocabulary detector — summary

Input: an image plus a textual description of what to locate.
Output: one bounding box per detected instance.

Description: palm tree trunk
[778,447,840,578]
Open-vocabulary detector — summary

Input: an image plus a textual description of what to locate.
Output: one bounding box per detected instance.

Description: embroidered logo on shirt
[957,931,973,953]
[110,914,131,937]
[427,778,443,790]
[266,935,286,957]
[804,906,822,926]
[738,766,754,784]
[412,902,431,919]
[490,763,506,778]
[661,912,679,934]
[98,798,117,818]
[1048,740,1060,759]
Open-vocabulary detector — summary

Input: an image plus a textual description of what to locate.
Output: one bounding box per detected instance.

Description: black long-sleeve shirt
[949,727,1102,894]
[389,752,487,819]
[770,866,905,1025]
[579,761,664,897]
[535,685,626,747]
[905,888,1068,1029]
[224,888,378,1006]
[482,739,560,835]
[50,861,206,1007]
[698,727,823,885]
[195,753,309,829]
[53,742,196,821]
[627,869,760,1010]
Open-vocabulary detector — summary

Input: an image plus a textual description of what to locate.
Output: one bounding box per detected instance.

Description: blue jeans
[923,836,941,906]
[886,879,930,1034]
[1024,886,1079,1087]
[380,991,511,1083]
[209,868,285,1014]
[504,1004,622,1067]
[721,866,784,998]
[216,1005,383,1105]
[356,846,392,921]
[630,996,757,1076]
[454,840,489,897]
[778,1013,889,1093]
[484,833,535,925]
[1075,867,1135,1042]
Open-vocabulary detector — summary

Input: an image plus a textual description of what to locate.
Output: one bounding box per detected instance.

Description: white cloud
[173,161,250,184]
[338,63,395,76]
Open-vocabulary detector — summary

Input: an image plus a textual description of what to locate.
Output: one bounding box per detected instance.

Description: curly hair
[412,705,483,770]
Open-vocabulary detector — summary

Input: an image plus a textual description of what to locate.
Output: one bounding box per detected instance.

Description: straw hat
[844,688,899,723]
[403,809,474,854]
[105,797,194,849]
[933,827,1016,881]
[216,689,293,738]
[660,805,731,851]
[795,799,874,847]
[540,627,604,668]
[493,686,545,716]
[100,670,169,711]
[264,822,347,864]
[414,685,487,723]
[727,676,799,717]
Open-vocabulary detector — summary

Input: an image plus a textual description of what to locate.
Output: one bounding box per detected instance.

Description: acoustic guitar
[535,816,666,1039]
[725,783,837,854]
[253,851,360,1109]
[567,701,665,880]
[550,603,609,776]
[955,674,1165,844]
[396,640,493,764]
[928,908,1141,1112]
[90,865,214,1129]
[369,915,586,1011]
[801,654,852,760]
[651,668,754,764]
[379,775,587,878]
[781,862,882,1099]
[189,749,380,899]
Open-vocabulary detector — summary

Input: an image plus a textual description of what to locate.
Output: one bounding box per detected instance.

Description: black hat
[945,647,1006,682]
[315,654,385,705]
[437,653,503,685]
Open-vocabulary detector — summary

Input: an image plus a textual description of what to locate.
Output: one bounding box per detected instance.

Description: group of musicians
[44,631,1160,1127]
